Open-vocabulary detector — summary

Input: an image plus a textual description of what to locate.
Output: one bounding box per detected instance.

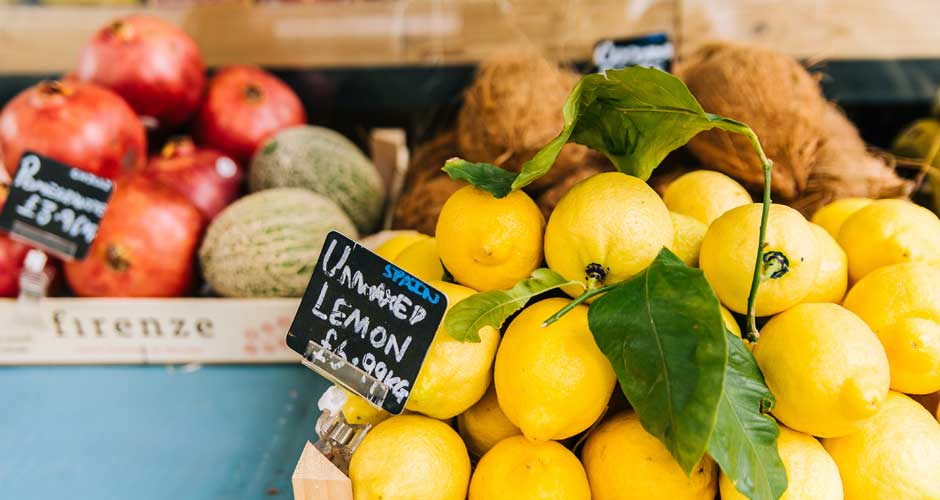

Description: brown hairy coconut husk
[405,130,459,189]
[392,174,464,236]
[457,50,589,192]
[791,104,913,216]
[677,42,828,199]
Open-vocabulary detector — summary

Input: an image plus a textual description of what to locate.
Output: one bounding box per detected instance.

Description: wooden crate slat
[679,0,940,61]
[0,1,675,74]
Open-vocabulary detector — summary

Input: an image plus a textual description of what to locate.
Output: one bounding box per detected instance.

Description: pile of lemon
[346,170,940,500]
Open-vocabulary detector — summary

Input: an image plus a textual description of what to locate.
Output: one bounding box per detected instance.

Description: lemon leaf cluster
[443,268,580,342]
[587,249,727,473]
[515,66,738,187]
[589,249,786,500]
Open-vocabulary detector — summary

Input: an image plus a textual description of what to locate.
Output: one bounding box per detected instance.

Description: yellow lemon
[582,411,717,500]
[545,172,673,297]
[341,389,389,426]
[374,231,429,261]
[720,426,842,500]
[663,170,752,225]
[494,298,616,441]
[843,263,940,394]
[457,384,521,458]
[668,212,708,267]
[753,303,890,438]
[435,186,544,291]
[392,236,444,282]
[405,281,500,419]
[700,204,821,316]
[810,197,873,238]
[837,199,940,282]
[468,436,590,500]
[720,305,742,338]
[802,223,848,304]
[823,392,940,500]
[349,414,470,500]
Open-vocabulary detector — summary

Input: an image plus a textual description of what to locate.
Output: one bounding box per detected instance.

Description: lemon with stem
[544,172,673,298]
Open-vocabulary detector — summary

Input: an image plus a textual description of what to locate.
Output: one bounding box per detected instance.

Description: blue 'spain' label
[287,231,448,414]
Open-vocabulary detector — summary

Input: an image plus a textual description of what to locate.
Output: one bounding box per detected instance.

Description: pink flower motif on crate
[242,317,290,356]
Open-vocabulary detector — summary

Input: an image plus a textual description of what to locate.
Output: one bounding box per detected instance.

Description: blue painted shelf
[0,365,331,500]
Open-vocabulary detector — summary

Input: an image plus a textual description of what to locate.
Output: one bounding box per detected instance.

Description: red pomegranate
[76,15,205,130]
[143,136,243,220]
[64,175,204,297]
[194,65,306,163]
[0,80,146,180]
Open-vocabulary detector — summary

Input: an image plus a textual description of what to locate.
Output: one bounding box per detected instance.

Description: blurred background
[1,1,939,499]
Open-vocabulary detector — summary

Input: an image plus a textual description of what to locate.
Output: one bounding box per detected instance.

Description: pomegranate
[194,65,306,163]
[64,175,204,297]
[76,15,205,130]
[0,80,146,180]
[143,136,243,220]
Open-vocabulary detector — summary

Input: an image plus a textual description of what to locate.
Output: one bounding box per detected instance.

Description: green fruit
[249,125,385,233]
[199,188,357,297]
[892,117,940,214]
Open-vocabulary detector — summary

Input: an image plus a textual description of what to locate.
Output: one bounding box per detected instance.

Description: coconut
[457,50,589,192]
[392,174,464,236]
[677,42,828,199]
[791,104,913,216]
[405,130,460,189]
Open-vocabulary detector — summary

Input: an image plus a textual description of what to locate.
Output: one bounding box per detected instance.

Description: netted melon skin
[199,188,357,298]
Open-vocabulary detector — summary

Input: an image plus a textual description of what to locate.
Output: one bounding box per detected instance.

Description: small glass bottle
[313,385,373,474]
[16,249,50,326]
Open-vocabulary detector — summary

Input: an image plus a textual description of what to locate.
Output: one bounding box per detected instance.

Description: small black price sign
[0,152,113,260]
[287,231,448,414]
[593,32,673,72]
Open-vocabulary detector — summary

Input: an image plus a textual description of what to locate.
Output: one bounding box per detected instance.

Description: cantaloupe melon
[249,125,385,233]
[199,188,357,298]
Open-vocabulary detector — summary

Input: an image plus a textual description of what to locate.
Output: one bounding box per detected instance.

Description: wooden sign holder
[292,442,353,500]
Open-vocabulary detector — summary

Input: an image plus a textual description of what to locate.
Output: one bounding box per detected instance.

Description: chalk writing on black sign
[594,33,674,72]
[0,152,112,259]
[287,231,447,414]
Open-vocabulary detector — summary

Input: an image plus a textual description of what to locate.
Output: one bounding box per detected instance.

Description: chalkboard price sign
[593,33,673,72]
[0,152,113,260]
[287,231,448,415]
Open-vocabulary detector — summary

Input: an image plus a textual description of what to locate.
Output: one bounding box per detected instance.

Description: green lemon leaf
[708,333,787,500]
[443,268,582,342]
[587,248,728,473]
[512,66,735,189]
[442,158,517,198]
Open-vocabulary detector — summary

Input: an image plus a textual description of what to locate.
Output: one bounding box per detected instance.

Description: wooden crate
[0,0,674,74]
[0,130,408,365]
[678,0,940,60]
[3,0,940,76]
[0,297,299,364]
